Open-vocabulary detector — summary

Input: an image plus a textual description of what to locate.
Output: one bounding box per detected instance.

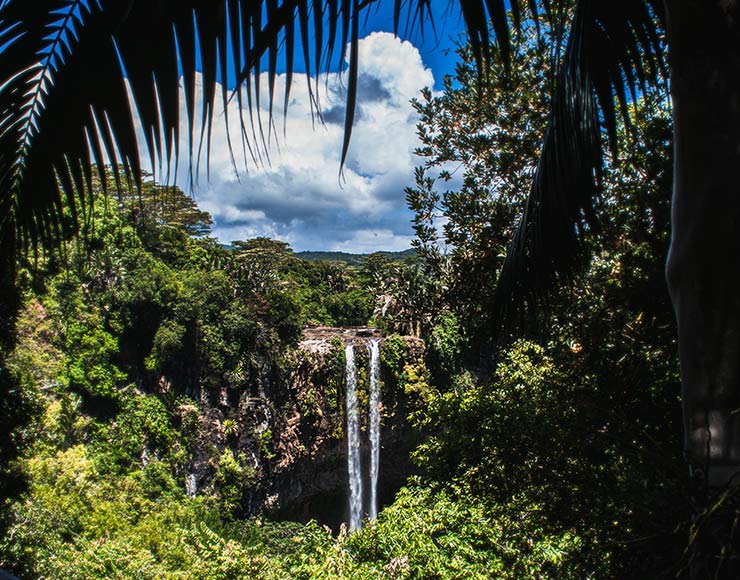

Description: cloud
[330,229,414,253]
[145,32,434,252]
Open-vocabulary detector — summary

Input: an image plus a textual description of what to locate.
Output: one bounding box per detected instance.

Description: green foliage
[65,322,126,399]
[399,22,686,578]
[230,237,295,295]
[323,289,374,327]
[348,483,585,580]
[380,334,406,378]
[2,481,585,579]
[145,319,186,371]
[266,290,303,344]
[112,172,213,265]
[413,322,685,576]
[32,393,84,451]
[361,258,439,337]
[289,259,375,327]
[414,341,571,494]
[257,428,275,459]
[406,23,552,343]
[400,363,431,406]
[214,448,257,513]
[322,338,348,421]
[296,249,417,266]
[0,440,265,579]
[223,418,239,440]
[426,312,465,383]
[107,394,176,465]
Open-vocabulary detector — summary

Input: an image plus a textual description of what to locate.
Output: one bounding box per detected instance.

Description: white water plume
[368,339,381,521]
[345,343,363,531]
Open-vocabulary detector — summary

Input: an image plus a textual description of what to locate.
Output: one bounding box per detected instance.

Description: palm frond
[0,0,663,313]
[493,0,666,326]
[0,0,534,271]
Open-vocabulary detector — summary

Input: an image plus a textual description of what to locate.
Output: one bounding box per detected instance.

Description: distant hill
[219,242,419,266]
[295,248,417,266]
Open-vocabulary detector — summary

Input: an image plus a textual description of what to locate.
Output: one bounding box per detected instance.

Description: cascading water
[345,343,363,531]
[368,339,381,521]
[185,473,197,498]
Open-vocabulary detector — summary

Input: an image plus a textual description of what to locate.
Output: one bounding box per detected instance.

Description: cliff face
[189,326,426,528]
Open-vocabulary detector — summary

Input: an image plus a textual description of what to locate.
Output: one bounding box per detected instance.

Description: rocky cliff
[188,326,426,528]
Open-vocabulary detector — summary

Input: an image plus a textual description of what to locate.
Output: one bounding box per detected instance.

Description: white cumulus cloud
[142,32,434,253]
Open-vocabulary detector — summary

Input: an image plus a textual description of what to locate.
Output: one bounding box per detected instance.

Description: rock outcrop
[188,326,425,529]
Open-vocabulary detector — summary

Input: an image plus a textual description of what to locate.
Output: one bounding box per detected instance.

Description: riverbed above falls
[299,325,383,352]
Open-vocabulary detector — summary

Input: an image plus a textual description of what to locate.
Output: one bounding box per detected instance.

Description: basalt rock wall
[187,326,425,528]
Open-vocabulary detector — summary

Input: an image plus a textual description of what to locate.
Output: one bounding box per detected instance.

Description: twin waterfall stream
[345,340,381,531]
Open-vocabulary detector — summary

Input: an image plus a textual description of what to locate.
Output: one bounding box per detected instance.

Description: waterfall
[345,343,363,531]
[185,473,197,498]
[368,339,381,521]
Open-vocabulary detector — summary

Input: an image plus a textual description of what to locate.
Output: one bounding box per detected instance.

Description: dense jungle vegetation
[0,22,702,580]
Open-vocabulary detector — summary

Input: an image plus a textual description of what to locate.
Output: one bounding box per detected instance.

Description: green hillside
[295,248,417,265]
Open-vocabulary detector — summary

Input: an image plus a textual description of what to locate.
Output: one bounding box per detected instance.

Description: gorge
[269,327,423,530]
[175,325,426,531]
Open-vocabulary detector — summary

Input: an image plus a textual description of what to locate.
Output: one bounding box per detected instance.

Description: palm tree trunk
[665,0,740,488]
[665,2,740,575]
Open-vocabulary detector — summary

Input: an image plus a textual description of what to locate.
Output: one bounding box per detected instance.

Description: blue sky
[245,2,467,89]
[361,1,466,90]
[181,4,468,253]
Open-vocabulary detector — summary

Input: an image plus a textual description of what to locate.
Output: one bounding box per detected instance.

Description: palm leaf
[493,0,666,326]
[0,0,666,324]
[0,0,531,273]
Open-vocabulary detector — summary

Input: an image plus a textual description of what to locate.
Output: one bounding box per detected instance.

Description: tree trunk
[666,0,740,487]
[665,0,740,575]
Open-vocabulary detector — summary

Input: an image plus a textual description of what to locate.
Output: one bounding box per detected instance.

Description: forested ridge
[0,21,710,578]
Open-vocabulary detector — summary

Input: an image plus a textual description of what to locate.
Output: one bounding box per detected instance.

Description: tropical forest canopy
[0,11,720,576]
